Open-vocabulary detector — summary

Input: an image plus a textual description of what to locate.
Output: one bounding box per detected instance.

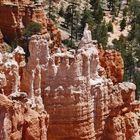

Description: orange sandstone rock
[98,46,124,84]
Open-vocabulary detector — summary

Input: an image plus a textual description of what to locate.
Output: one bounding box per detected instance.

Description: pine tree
[80,9,94,33]
[59,5,65,17]
[107,21,113,33]
[120,18,126,31]
[64,0,80,47]
[90,0,100,11]
[46,0,56,21]
[94,21,108,47]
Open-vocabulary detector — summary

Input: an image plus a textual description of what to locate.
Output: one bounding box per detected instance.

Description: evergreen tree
[93,5,104,24]
[80,9,94,32]
[94,21,108,47]
[90,0,100,11]
[120,18,126,31]
[46,0,56,21]
[58,5,65,17]
[107,0,122,15]
[64,0,80,47]
[107,21,113,32]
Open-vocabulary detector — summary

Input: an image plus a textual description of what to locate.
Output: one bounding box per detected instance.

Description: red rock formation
[0,37,49,140]
[20,24,140,140]
[0,1,62,54]
[98,46,124,84]
[0,94,49,140]
[47,19,61,53]
[103,83,140,140]
[0,5,140,140]
[0,1,47,42]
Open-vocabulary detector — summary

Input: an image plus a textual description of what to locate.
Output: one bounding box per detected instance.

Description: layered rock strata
[0,44,49,140]
[20,24,140,140]
[0,94,49,140]
[0,9,140,139]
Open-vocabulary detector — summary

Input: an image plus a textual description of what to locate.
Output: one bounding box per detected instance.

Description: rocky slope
[0,0,61,52]
[0,0,140,140]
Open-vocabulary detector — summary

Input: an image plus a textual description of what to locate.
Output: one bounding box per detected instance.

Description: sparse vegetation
[23,21,42,38]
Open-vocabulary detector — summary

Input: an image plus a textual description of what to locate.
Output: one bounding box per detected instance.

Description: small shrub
[62,39,77,49]
[23,21,42,37]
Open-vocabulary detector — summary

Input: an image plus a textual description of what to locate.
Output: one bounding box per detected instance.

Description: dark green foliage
[107,21,113,32]
[93,21,108,47]
[134,24,140,43]
[93,5,104,24]
[90,0,100,11]
[23,22,42,38]
[64,5,74,27]
[62,39,77,49]
[123,7,128,17]
[107,0,122,16]
[64,1,80,44]
[80,9,95,32]
[59,5,65,17]
[47,0,56,21]
[120,18,126,31]
[128,0,140,16]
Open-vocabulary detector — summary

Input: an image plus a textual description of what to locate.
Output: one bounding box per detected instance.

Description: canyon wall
[0,44,49,140]
[20,25,140,140]
[0,0,61,49]
[0,1,140,140]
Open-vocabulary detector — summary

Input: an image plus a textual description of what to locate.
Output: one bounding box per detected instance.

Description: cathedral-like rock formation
[20,24,140,140]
